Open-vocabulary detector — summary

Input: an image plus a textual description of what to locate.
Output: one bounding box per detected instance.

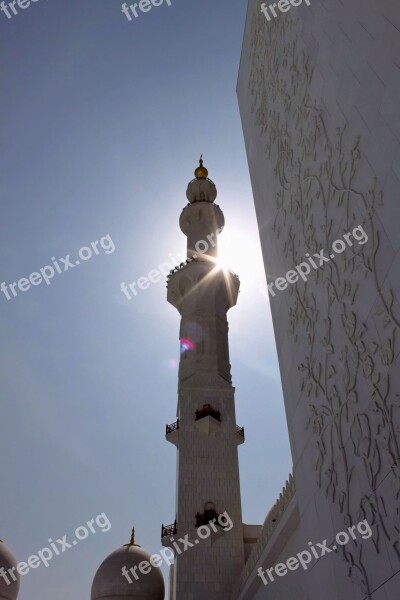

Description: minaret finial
[194,155,208,179]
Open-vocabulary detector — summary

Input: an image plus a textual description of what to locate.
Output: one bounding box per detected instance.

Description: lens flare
[180,338,195,353]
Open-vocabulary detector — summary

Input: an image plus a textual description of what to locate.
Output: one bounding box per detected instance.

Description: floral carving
[243,3,400,596]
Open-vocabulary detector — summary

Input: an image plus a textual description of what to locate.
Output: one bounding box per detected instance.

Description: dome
[194,156,208,179]
[91,535,164,600]
[0,540,20,600]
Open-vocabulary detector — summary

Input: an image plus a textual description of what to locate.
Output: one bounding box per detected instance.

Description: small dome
[194,156,208,179]
[0,540,20,600]
[91,537,164,600]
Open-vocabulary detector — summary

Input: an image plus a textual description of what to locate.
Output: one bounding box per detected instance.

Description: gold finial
[194,154,208,179]
[123,526,140,547]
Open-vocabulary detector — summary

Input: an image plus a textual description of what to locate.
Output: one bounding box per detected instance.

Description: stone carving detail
[244,3,400,597]
[231,474,296,598]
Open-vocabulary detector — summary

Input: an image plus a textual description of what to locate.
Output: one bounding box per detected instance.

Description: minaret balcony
[161,521,177,547]
[236,425,245,445]
[166,257,199,288]
[165,419,179,447]
[167,260,240,313]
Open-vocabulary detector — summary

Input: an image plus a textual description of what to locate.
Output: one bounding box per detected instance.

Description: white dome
[91,544,164,600]
[0,540,20,600]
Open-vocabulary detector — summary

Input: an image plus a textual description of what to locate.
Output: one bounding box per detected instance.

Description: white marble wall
[237,0,400,597]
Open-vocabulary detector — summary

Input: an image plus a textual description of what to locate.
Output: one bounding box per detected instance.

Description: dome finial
[123,526,140,547]
[194,155,208,179]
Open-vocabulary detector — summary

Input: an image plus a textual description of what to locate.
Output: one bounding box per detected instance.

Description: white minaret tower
[163,158,245,600]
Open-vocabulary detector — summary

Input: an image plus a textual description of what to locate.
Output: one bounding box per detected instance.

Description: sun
[216,228,264,287]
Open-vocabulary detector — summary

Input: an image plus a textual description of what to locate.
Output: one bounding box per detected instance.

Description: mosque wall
[237,0,400,597]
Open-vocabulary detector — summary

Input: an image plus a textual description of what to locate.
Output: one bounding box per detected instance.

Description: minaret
[163,158,245,600]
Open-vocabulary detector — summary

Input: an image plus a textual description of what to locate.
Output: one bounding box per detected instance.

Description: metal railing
[161,521,177,539]
[166,420,179,435]
[236,425,245,438]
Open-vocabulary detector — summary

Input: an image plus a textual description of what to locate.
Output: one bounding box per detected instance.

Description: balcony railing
[161,521,177,539]
[166,257,239,290]
[166,419,179,435]
[236,425,245,438]
[167,257,199,281]
[195,404,221,422]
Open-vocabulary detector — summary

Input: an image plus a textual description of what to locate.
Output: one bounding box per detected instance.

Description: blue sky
[0,0,292,597]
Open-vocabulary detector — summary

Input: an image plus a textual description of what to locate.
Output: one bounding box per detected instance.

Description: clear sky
[0,0,292,597]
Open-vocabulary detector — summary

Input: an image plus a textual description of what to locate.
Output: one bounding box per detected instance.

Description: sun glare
[216,229,264,287]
